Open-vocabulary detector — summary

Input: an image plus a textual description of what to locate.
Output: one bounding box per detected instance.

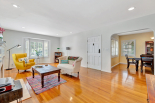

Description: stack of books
[0,77,15,93]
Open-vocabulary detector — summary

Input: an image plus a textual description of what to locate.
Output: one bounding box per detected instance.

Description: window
[111,38,118,58]
[121,40,135,56]
[24,38,49,58]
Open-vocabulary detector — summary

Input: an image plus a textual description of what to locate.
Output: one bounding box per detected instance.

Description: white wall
[3,29,60,69]
[60,13,155,73]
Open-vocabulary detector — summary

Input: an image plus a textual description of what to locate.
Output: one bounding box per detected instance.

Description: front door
[87,36,101,70]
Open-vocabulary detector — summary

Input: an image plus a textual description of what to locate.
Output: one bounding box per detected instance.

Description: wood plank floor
[4,63,152,103]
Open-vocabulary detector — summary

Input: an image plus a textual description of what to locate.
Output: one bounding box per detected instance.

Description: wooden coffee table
[32,65,61,88]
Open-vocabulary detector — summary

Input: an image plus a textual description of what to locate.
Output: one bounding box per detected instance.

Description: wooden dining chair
[125,54,137,69]
[140,54,154,74]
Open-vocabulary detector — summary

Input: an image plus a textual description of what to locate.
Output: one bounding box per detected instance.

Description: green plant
[0,37,3,39]
[57,48,60,49]
[35,50,41,56]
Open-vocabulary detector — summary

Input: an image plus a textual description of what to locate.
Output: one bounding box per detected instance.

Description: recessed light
[22,27,25,28]
[128,7,135,11]
[13,4,20,8]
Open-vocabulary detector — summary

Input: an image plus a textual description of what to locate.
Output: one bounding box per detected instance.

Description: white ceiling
[0,0,155,37]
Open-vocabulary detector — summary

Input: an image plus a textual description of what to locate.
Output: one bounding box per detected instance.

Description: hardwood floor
[4,63,152,103]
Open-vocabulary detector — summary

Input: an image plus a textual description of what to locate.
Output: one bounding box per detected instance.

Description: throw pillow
[18,58,25,62]
[18,57,29,63]
[24,57,29,63]
[61,60,69,64]
[68,56,79,60]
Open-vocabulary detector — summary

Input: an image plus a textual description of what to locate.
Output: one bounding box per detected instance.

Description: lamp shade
[17,44,21,48]
[66,47,70,50]
[150,48,153,51]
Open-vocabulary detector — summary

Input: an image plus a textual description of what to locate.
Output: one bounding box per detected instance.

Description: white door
[87,36,101,70]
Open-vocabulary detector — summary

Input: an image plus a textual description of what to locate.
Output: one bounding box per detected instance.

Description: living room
[0,0,155,103]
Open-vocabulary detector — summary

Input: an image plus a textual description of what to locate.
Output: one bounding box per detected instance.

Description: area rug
[26,74,66,94]
[11,79,31,103]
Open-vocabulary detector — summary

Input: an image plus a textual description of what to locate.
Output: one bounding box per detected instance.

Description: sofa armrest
[75,57,83,62]
[73,57,83,72]
[29,59,35,62]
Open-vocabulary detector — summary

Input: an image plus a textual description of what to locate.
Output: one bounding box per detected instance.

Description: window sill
[29,57,49,59]
[121,54,135,57]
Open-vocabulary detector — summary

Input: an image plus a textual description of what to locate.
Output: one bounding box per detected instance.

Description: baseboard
[38,62,52,64]
[111,63,120,68]
[111,62,137,69]
[81,66,87,68]
[101,69,111,73]
[119,62,135,65]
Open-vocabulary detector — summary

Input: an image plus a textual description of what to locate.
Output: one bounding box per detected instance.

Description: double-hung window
[121,40,136,56]
[111,38,118,58]
[24,38,49,58]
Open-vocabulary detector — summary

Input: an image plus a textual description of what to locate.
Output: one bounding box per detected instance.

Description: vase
[0,38,3,42]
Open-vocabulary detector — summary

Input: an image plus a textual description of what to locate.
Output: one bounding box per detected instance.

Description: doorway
[87,35,101,70]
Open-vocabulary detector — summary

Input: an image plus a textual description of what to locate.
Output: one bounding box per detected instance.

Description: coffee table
[32,65,61,88]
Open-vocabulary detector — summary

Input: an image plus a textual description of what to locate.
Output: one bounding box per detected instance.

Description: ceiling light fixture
[13,4,20,8]
[57,34,58,35]
[128,7,135,11]
[70,32,72,33]
[151,37,154,40]
[22,27,25,28]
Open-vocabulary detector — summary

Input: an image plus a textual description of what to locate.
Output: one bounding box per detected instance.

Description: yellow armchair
[12,53,35,71]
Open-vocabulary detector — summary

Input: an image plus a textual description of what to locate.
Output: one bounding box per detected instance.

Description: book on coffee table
[0,77,15,87]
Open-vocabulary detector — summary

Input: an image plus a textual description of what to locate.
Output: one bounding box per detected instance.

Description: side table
[0,80,23,103]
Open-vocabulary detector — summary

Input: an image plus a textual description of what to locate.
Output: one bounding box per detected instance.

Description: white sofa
[57,56,83,77]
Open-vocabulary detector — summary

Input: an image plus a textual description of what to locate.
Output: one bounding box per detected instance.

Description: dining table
[133,58,141,71]
[130,57,154,71]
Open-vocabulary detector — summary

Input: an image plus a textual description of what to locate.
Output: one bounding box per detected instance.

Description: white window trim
[121,39,136,57]
[23,37,49,58]
[111,37,119,58]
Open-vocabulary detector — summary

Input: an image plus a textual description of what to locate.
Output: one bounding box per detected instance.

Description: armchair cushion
[18,57,29,63]
[61,60,69,64]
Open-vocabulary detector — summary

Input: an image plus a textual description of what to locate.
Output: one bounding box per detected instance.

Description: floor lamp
[6,44,21,70]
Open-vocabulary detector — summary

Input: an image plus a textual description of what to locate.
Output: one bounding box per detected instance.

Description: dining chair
[140,54,154,74]
[125,54,137,69]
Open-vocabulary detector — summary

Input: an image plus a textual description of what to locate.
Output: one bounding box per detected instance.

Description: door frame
[87,35,102,70]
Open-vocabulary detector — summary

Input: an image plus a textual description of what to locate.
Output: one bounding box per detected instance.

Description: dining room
[111,29,154,75]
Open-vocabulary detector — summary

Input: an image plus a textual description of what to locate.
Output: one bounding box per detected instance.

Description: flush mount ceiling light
[128,7,135,11]
[151,37,154,39]
[13,4,20,8]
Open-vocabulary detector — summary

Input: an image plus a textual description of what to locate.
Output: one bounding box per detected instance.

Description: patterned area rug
[26,74,66,94]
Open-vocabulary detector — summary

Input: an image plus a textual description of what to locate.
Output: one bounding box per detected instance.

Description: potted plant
[57,48,60,52]
[35,50,41,58]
